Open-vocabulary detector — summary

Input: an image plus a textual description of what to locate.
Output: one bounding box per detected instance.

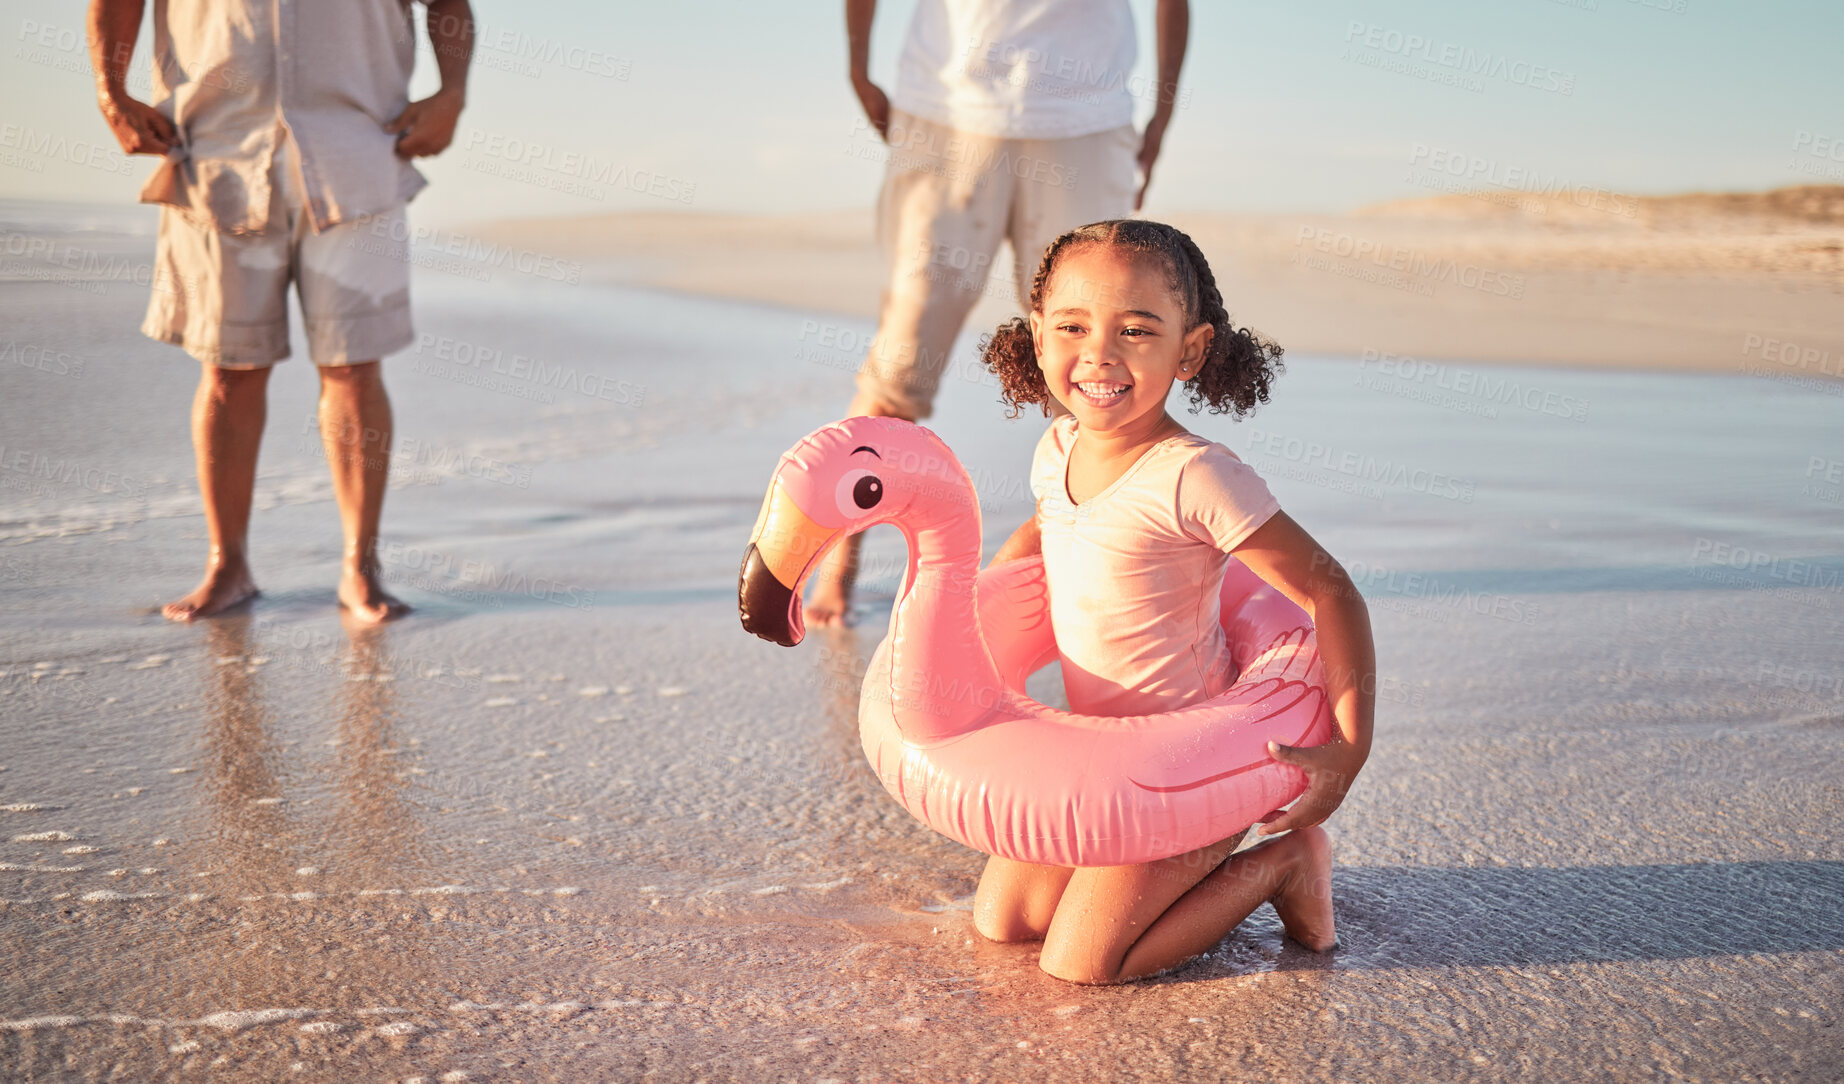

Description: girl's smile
[1029,245,1212,442]
[1074,379,1132,407]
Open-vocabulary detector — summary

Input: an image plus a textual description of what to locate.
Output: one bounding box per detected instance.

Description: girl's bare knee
[1037,941,1118,985]
[973,857,1069,943]
[973,908,1043,944]
[972,882,1046,942]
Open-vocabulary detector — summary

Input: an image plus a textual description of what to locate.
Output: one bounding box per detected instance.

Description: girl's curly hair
[980,219,1283,418]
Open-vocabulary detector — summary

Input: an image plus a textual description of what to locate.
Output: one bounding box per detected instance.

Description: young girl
[973,219,1375,985]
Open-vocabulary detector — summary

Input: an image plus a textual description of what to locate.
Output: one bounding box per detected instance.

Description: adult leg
[806,110,1014,626]
[1008,123,1139,305]
[144,184,292,622]
[293,167,414,624]
[973,855,1077,943]
[1038,825,1336,985]
[163,363,271,621]
[316,361,409,624]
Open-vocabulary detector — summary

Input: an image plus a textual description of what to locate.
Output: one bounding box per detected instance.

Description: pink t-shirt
[1031,416,1281,718]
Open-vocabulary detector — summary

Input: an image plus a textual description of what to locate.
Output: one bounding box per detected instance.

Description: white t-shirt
[891,0,1140,141]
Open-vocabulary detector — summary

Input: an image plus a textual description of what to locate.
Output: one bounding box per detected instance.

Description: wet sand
[2,200,1842,1081]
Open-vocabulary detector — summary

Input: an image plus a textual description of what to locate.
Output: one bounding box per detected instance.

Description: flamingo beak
[739,478,841,647]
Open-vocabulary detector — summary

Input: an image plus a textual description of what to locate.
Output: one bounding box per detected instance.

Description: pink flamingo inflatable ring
[739,417,1333,867]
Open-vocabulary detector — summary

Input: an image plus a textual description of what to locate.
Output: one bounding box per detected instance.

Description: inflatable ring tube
[740,417,1334,868]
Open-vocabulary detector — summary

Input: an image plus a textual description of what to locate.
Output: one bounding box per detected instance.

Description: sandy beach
[473,184,1844,381]
[2,196,1842,1081]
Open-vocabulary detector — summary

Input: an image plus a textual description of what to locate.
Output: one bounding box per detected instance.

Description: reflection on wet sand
[320,626,430,891]
[814,624,867,767]
[177,618,445,1013]
[192,618,295,893]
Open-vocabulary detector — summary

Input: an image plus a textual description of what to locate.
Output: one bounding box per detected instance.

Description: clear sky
[3,0,1839,227]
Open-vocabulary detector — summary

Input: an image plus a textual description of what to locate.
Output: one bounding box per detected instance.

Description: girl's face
[1029,245,1213,439]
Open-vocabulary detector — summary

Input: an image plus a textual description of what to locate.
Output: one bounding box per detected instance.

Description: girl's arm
[988,504,1043,567]
[1230,511,1375,835]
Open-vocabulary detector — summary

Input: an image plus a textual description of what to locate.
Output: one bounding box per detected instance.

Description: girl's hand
[1255,736,1367,835]
[987,510,1042,567]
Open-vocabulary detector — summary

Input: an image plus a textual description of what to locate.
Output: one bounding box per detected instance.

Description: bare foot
[1269,825,1338,951]
[803,579,850,629]
[802,541,858,629]
[338,565,410,625]
[163,559,259,622]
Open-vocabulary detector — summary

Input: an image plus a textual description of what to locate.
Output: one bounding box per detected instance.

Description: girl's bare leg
[1039,825,1335,985]
[973,855,1077,942]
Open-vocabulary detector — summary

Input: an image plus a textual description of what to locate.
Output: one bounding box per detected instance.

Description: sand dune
[1363,184,1844,227]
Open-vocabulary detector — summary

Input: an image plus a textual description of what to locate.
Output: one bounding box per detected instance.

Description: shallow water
[2,200,1841,1081]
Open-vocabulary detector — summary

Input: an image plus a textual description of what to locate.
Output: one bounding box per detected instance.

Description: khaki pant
[856,110,1138,419]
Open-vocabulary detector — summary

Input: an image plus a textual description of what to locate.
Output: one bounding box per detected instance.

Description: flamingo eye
[836,468,884,516]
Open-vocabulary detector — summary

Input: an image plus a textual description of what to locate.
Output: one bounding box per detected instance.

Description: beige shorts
[142,129,413,368]
[855,110,1138,419]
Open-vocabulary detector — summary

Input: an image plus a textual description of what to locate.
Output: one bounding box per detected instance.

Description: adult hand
[97,92,176,155]
[853,76,891,142]
[1254,736,1367,836]
[385,88,464,158]
[1134,111,1170,212]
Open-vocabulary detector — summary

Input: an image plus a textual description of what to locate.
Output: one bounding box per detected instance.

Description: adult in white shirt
[809,0,1192,625]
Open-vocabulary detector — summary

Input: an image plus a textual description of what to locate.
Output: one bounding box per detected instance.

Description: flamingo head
[740,416,960,646]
